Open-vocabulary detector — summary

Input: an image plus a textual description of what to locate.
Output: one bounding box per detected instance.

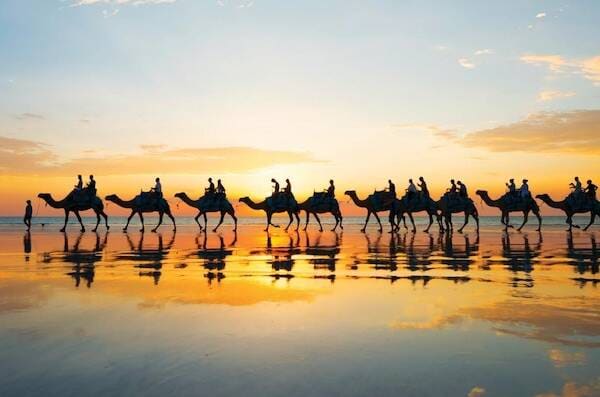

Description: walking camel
[345,190,396,233]
[38,192,109,233]
[297,193,343,232]
[389,195,442,233]
[239,196,300,232]
[476,190,541,231]
[437,196,480,234]
[535,194,599,231]
[105,194,176,233]
[174,192,238,232]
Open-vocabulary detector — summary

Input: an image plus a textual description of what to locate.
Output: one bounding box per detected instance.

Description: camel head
[535,193,549,200]
[344,190,356,197]
[105,194,118,202]
[239,196,250,203]
[475,190,487,197]
[174,192,185,199]
[37,193,51,200]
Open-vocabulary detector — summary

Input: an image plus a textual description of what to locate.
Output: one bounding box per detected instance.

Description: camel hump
[566,193,596,211]
[267,193,296,210]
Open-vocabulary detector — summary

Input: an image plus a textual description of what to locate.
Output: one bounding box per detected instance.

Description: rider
[506,178,517,197]
[271,178,280,195]
[206,177,216,194]
[216,179,226,196]
[406,179,417,202]
[326,179,335,198]
[449,179,458,196]
[418,177,429,198]
[86,175,96,195]
[74,175,83,191]
[519,179,530,199]
[388,179,396,198]
[570,177,583,194]
[585,179,598,201]
[457,180,468,198]
[284,179,292,195]
[151,177,162,198]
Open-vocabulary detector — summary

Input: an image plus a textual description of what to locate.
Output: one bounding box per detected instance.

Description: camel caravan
[35,175,599,233]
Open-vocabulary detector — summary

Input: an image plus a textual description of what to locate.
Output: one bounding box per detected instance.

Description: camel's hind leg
[407,212,416,233]
[373,212,383,233]
[194,212,203,230]
[534,209,542,232]
[213,211,226,232]
[93,211,101,232]
[152,212,163,233]
[138,212,145,233]
[424,212,434,233]
[517,210,529,232]
[361,211,372,233]
[229,210,238,232]
[583,212,596,231]
[61,209,70,232]
[313,213,323,232]
[74,211,85,233]
[388,210,396,234]
[458,211,469,233]
[303,211,310,231]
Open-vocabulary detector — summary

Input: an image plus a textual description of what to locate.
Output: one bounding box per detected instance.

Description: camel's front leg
[168,211,177,232]
[93,211,100,232]
[138,212,145,233]
[123,211,135,232]
[101,210,109,230]
[230,211,238,232]
[458,211,469,233]
[388,210,396,234]
[152,211,164,232]
[60,209,70,232]
[213,211,226,232]
[361,211,371,232]
[517,210,529,231]
[583,212,596,231]
[284,211,294,232]
[534,209,542,232]
[303,211,310,231]
[408,212,416,233]
[373,212,383,233]
[313,213,323,232]
[194,212,203,230]
[424,212,433,233]
[203,213,208,231]
[74,211,85,233]
[473,211,480,233]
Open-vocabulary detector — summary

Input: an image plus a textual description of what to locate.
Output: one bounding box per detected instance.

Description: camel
[535,194,599,231]
[297,193,343,232]
[476,190,541,231]
[437,195,479,233]
[239,195,300,232]
[345,190,396,232]
[174,192,238,232]
[37,192,109,233]
[105,193,176,233]
[389,195,442,233]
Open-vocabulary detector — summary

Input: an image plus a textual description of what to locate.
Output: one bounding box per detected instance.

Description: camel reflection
[567,232,598,275]
[192,232,237,284]
[305,231,341,273]
[500,232,542,288]
[40,232,108,288]
[438,232,479,271]
[267,231,300,273]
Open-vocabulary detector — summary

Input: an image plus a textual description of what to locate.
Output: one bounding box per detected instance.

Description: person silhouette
[585,179,598,201]
[388,179,396,198]
[519,179,530,199]
[284,179,293,195]
[449,179,457,195]
[418,177,429,198]
[24,200,33,231]
[151,177,162,198]
[74,175,83,191]
[217,179,225,195]
[271,178,280,195]
[506,178,516,197]
[457,181,468,198]
[207,177,215,194]
[327,179,335,197]
[406,179,417,202]
[86,175,96,196]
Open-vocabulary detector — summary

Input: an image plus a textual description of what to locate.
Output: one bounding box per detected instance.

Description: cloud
[468,387,486,397]
[535,378,600,397]
[0,137,319,176]
[521,53,600,85]
[537,90,576,101]
[474,49,494,56]
[13,113,45,121]
[547,349,586,368]
[458,58,475,69]
[69,0,176,6]
[460,110,600,155]
[394,123,458,141]
[536,12,547,19]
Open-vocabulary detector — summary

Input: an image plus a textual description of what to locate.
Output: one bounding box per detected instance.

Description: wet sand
[0,221,599,396]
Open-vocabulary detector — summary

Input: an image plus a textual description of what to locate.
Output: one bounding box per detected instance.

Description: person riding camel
[74,175,83,191]
[585,180,598,201]
[448,179,458,197]
[271,178,280,196]
[406,179,417,202]
[506,179,517,197]
[86,175,97,197]
[388,179,396,198]
[457,180,468,198]
[570,176,582,194]
[326,179,335,198]
[151,177,162,198]
[418,177,429,198]
[216,179,226,196]
[206,177,216,195]
[519,179,530,199]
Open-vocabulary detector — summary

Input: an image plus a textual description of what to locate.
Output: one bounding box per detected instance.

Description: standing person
[24,200,33,231]
[388,179,396,198]
[271,178,280,195]
[519,179,530,199]
[585,180,598,201]
[217,179,226,195]
[406,179,417,202]
[457,181,468,198]
[418,177,429,198]
[326,179,335,197]
[151,177,162,198]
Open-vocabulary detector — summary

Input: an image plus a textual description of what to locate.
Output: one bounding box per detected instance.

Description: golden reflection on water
[0,225,599,396]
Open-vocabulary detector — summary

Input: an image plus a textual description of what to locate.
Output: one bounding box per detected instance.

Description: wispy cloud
[69,0,176,6]
[474,49,494,56]
[458,58,475,69]
[394,123,458,140]
[0,137,318,176]
[536,12,547,19]
[537,90,576,102]
[521,53,600,86]
[13,113,45,121]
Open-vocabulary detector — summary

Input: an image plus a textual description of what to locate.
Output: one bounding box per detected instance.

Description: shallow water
[0,217,599,397]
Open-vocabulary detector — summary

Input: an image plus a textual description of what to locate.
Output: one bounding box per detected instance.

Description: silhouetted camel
[37,193,109,233]
[174,192,238,232]
[105,193,176,233]
[389,195,442,233]
[536,193,599,231]
[345,190,395,233]
[239,196,300,232]
[437,196,479,234]
[297,194,343,232]
[476,190,541,231]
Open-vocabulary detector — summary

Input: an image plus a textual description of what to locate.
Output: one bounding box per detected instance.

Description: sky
[1,0,599,216]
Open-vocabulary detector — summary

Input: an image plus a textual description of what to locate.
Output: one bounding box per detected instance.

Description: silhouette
[535,193,599,231]
[304,231,341,273]
[389,192,442,234]
[150,177,162,197]
[437,193,479,234]
[105,193,176,233]
[566,231,598,275]
[476,190,541,231]
[175,192,238,232]
[345,189,396,232]
[24,200,32,230]
[239,182,300,231]
[38,191,109,232]
[297,191,343,232]
[23,231,31,261]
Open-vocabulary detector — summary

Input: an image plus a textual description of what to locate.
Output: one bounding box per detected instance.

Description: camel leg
[388,210,396,233]
[229,210,238,232]
[284,211,294,232]
[534,209,542,232]
[408,212,416,233]
[61,209,70,232]
[517,211,529,231]
[373,212,383,233]
[214,211,226,232]
[583,212,596,231]
[473,210,480,233]
[361,211,371,233]
[295,212,300,231]
[304,211,310,231]
[152,212,163,232]
[168,210,177,232]
[332,212,340,231]
[93,211,100,232]
[123,211,135,232]
[74,211,85,233]
[424,212,433,233]
[101,210,109,230]
[458,211,469,233]
[314,213,323,232]
[202,213,207,231]
[138,212,145,233]
[194,212,203,230]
